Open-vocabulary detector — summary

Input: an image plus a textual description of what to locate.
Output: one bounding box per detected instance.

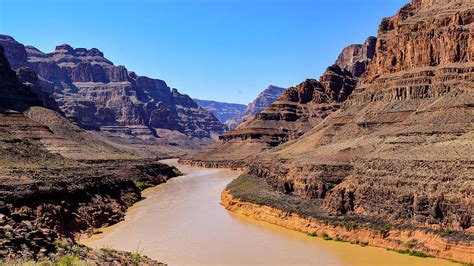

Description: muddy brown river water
[83,159,454,265]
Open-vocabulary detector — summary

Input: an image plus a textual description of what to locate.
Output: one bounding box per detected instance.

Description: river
[82,159,454,265]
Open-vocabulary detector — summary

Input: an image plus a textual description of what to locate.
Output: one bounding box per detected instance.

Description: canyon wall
[0,44,178,262]
[186,0,473,261]
[185,36,377,163]
[0,35,224,142]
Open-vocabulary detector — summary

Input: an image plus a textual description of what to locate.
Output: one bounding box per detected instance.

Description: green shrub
[53,239,67,248]
[335,236,345,242]
[134,181,150,191]
[442,228,453,236]
[57,255,80,266]
[405,240,417,248]
[409,250,429,258]
[172,168,185,176]
[308,231,317,237]
[131,244,144,266]
[322,232,332,241]
[394,249,430,258]
[343,221,358,231]
[397,249,410,254]
[380,224,392,237]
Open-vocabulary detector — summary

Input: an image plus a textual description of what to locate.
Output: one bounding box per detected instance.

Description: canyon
[0,35,225,157]
[194,84,286,130]
[0,0,472,264]
[0,44,179,263]
[183,0,474,263]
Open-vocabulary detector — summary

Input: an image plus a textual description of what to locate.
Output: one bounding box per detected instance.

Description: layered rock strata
[186,0,474,262]
[0,44,178,263]
[185,36,376,163]
[0,35,224,142]
[193,99,246,124]
[224,85,287,129]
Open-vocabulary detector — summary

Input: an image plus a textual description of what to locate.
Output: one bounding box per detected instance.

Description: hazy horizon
[0,0,406,104]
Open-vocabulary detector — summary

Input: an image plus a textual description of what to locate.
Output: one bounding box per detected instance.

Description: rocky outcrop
[0,36,225,141]
[225,85,286,129]
[241,85,287,117]
[336,36,377,77]
[0,35,27,69]
[221,38,375,144]
[185,37,376,163]
[365,0,472,80]
[0,45,18,82]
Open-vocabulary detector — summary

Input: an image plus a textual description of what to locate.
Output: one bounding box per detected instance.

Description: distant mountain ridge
[192,99,246,124]
[225,85,286,129]
[0,34,225,143]
[194,85,286,130]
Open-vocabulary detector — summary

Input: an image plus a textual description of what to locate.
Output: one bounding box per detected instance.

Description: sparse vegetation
[134,181,151,191]
[54,239,67,248]
[172,168,185,176]
[57,255,81,266]
[386,248,430,258]
[343,221,358,231]
[442,228,453,236]
[308,231,317,237]
[131,244,144,266]
[322,232,332,241]
[405,239,417,248]
[380,224,392,238]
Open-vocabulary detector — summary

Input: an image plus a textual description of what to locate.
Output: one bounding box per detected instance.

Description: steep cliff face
[248,0,473,234]
[336,37,377,77]
[365,0,472,80]
[0,46,17,82]
[0,36,224,141]
[185,37,376,162]
[224,85,286,130]
[0,45,178,262]
[223,37,376,144]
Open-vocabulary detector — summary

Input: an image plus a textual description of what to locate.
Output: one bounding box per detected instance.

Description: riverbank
[0,159,180,264]
[222,173,473,264]
[178,158,246,170]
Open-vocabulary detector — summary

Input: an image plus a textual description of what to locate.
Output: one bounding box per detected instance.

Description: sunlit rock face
[186,0,474,237]
[0,35,225,139]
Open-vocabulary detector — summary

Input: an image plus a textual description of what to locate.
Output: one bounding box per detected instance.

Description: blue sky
[0,0,406,104]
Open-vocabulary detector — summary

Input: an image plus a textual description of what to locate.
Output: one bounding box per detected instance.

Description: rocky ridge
[193,99,246,125]
[224,85,287,129]
[0,35,224,148]
[185,36,376,162]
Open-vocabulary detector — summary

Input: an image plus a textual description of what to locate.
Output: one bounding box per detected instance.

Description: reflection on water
[83,159,454,265]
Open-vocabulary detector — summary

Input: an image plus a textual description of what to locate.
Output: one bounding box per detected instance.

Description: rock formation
[195,85,286,130]
[186,36,376,161]
[184,0,473,262]
[193,99,246,125]
[0,35,224,143]
[225,85,286,129]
